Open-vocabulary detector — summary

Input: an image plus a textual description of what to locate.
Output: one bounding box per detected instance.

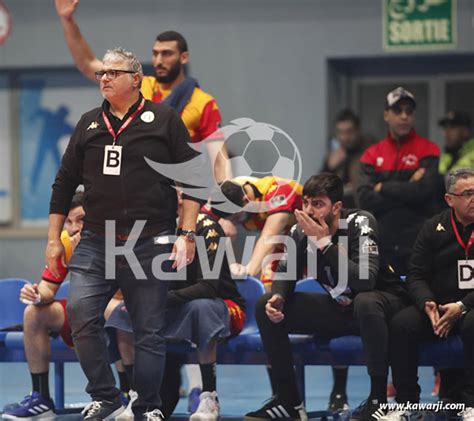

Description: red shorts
[57,299,74,348]
[224,299,246,336]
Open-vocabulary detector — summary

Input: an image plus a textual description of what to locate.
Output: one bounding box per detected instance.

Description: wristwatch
[179,229,196,242]
[456,301,467,315]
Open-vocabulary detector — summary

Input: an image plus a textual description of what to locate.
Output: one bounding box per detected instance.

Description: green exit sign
[383,0,456,51]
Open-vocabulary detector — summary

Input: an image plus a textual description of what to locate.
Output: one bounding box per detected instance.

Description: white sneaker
[116,390,138,421]
[378,410,422,421]
[459,407,474,421]
[189,391,220,421]
[142,409,165,421]
[378,410,408,421]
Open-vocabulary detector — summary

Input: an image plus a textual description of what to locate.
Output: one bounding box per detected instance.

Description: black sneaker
[244,396,308,421]
[81,400,125,421]
[328,392,349,412]
[351,399,385,421]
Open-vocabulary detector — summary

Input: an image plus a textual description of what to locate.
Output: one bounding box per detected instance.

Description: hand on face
[295,209,330,240]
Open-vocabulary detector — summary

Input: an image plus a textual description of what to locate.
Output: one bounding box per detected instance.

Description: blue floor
[0,362,439,417]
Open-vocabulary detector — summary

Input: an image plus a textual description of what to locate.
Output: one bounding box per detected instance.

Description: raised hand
[55,0,80,20]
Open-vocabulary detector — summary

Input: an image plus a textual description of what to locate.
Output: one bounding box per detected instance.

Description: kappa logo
[87,121,99,130]
[436,223,446,232]
[362,238,379,255]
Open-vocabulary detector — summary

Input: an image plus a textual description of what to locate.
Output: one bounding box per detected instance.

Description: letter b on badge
[103,145,122,176]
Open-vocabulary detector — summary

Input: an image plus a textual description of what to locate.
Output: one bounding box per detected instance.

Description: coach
[46,47,200,421]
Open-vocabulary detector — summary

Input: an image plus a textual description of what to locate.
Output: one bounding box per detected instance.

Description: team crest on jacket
[269,194,288,209]
[401,154,418,167]
[141,111,155,123]
[362,238,379,255]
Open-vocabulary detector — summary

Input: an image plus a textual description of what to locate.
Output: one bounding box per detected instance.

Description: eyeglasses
[94,69,136,80]
[448,189,474,198]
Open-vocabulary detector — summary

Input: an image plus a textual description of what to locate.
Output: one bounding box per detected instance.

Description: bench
[0,277,464,409]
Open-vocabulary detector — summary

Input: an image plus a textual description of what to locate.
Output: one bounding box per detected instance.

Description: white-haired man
[47,48,200,421]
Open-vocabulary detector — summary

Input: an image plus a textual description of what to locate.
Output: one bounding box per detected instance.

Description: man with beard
[357,87,440,276]
[243,173,408,421]
[321,109,370,410]
[54,0,229,184]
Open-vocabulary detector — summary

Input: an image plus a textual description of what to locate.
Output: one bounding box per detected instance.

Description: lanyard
[451,211,474,260]
[102,98,145,145]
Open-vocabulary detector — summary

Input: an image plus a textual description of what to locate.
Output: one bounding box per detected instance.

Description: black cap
[438,111,471,128]
[385,86,416,109]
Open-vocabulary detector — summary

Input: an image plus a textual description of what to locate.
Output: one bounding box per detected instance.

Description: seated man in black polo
[244,173,408,421]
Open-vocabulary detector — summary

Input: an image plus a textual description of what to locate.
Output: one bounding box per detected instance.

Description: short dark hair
[70,192,84,211]
[220,181,246,208]
[303,173,343,204]
[335,109,360,129]
[156,31,188,53]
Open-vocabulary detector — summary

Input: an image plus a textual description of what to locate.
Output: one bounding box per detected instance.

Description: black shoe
[81,400,125,421]
[351,399,385,421]
[134,409,165,421]
[328,392,349,412]
[244,396,308,421]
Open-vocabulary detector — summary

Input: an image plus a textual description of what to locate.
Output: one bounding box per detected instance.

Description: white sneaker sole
[2,410,55,420]
[116,408,134,421]
[189,414,219,421]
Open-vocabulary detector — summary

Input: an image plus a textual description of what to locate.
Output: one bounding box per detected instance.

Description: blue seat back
[56,281,70,300]
[0,278,29,330]
[236,276,265,333]
[295,278,326,294]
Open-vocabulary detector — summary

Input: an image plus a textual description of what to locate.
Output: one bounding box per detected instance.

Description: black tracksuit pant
[256,290,406,403]
[390,305,474,406]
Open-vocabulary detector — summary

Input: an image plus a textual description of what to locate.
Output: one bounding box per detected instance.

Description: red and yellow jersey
[42,230,73,284]
[233,176,303,232]
[141,76,222,142]
[41,230,124,301]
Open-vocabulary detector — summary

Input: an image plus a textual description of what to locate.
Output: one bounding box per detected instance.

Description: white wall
[1,0,474,279]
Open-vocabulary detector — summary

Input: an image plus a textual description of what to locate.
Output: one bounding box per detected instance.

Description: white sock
[184,364,203,391]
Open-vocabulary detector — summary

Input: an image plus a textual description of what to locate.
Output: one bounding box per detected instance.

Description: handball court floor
[0,364,442,419]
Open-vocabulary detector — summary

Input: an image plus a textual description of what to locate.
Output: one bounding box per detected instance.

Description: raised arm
[55,0,102,82]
